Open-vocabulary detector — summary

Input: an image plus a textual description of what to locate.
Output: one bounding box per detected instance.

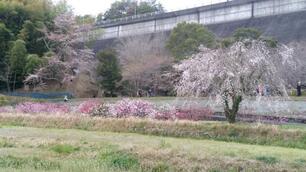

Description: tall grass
[0,113,305,149]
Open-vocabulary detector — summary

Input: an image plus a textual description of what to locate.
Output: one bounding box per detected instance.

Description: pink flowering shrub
[91,103,110,117]
[154,104,177,120]
[16,102,70,114]
[109,99,157,118]
[0,107,11,113]
[78,100,101,114]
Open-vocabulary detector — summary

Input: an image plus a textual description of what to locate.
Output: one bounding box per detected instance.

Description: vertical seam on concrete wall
[198,10,201,24]
[154,19,157,32]
[251,1,254,18]
[117,26,120,38]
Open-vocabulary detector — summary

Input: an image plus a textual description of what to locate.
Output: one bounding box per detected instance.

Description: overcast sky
[54,0,227,16]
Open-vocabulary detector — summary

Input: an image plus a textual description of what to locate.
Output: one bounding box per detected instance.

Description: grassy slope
[0,126,305,172]
[0,113,306,149]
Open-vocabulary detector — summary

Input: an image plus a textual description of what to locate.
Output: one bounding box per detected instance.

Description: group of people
[256,83,270,96]
[137,88,154,97]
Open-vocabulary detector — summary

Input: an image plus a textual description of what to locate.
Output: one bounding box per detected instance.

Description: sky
[53,0,227,16]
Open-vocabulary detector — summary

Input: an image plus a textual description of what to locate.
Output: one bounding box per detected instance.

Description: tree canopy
[98,0,164,21]
[167,22,216,60]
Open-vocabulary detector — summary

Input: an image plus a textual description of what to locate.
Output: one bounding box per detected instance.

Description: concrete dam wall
[90,0,306,52]
[93,0,306,39]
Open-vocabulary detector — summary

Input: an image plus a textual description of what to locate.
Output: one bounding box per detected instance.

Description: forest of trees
[0,0,72,91]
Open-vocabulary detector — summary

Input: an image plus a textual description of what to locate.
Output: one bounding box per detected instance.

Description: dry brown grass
[0,113,305,149]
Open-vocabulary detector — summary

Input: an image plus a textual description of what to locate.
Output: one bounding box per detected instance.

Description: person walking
[297,81,302,96]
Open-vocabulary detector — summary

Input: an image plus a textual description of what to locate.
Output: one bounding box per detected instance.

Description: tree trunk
[6,71,11,93]
[224,95,242,123]
[13,72,16,92]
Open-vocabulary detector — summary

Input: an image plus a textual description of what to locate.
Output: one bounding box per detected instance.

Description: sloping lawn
[0,126,305,172]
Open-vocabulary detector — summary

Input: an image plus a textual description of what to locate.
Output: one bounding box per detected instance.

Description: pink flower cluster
[78,100,101,114]
[0,107,11,113]
[6,99,214,121]
[109,99,157,118]
[16,102,70,114]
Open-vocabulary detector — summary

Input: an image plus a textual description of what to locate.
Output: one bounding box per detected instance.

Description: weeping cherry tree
[175,40,296,123]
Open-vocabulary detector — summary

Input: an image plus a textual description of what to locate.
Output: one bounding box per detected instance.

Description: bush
[91,103,111,117]
[220,37,234,48]
[233,28,261,41]
[262,37,278,48]
[78,100,101,114]
[0,107,11,113]
[16,102,70,114]
[109,99,157,118]
[154,104,177,120]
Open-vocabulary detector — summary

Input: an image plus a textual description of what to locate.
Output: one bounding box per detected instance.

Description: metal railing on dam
[88,0,306,40]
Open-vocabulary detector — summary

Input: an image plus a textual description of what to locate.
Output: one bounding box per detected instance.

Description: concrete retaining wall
[92,0,306,40]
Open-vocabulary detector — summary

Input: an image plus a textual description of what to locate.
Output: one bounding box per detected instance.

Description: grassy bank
[0,113,305,149]
[0,126,305,172]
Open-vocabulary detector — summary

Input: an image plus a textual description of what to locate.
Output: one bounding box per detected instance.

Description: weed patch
[256,156,279,164]
[0,155,60,170]
[99,145,139,170]
[0,138,15,148]
[151,162,170,172]
[159,140,171,149]
[51,144,80,154]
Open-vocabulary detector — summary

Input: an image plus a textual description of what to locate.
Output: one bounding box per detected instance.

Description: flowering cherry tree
[175,40,296,123]
[24,13,97,91]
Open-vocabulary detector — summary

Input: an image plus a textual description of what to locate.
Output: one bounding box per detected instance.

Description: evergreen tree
[9,39,28,90]
[97,50,122,97]
[25,54,45,75]
[167,22,216,60]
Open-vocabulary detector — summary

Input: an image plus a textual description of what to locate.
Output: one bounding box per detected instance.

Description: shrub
[262,37,278,48]
[109,99,157,118]
[91,103,111,117]
[16,102,70,114]
[0,107,11,113]
[154,104,177,120]
[220,37,234,48]
[78,100,101,114]
[233,28,261,41]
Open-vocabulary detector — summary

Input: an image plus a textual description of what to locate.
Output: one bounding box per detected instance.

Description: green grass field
[0,112,306,172]
[0,95,305,171]
[0,126,305,172]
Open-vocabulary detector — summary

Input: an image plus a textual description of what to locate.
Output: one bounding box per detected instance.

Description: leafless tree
[116,34,173,95]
